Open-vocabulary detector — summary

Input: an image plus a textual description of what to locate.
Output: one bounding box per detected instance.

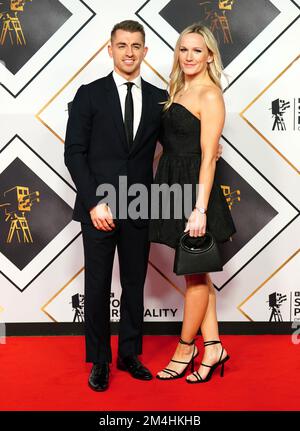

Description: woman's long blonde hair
[164,23,224,110]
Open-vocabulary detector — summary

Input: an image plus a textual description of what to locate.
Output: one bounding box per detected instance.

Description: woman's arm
[185,88,225,237]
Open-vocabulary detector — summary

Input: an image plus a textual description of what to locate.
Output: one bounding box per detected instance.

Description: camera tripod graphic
[199,0,235,44]
[271,99,290,131]
[1,185,40,243]
[71,294,85,323]
[221,184,240,211]
[268,292,287,322]
[0,0,32,46]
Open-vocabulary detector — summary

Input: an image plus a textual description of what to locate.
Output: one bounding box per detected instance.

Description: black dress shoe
[88,363,110,391]
[117,355,153,380]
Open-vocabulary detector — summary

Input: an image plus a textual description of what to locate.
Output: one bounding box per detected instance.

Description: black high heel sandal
[186,340,230,384]
[156,338,199,380]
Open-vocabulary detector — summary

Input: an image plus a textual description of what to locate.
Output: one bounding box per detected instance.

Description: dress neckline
[172,102,201,122]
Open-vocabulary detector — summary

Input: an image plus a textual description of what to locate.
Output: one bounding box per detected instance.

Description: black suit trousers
[81,219,150,364]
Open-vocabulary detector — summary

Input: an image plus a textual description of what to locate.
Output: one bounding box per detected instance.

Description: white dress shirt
[112,71,142,139]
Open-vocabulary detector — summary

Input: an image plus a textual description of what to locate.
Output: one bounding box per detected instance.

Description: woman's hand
[184,209,207,237]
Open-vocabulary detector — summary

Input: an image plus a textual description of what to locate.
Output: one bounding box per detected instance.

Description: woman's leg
[181,273,210,340]
[186,274,228,381]
[157,273,209,378]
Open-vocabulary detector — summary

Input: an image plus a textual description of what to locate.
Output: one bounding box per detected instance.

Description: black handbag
[173,231,223,275]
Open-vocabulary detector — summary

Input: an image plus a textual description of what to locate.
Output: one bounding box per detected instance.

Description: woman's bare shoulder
[195,85,225,121]
[198,84,223,102]
[196,86,224,116]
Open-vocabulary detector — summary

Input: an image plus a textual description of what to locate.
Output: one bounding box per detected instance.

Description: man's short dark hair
[111,20,145,44]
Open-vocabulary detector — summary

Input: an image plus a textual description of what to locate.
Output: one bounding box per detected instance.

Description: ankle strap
[179,337,195,346]
[203,340,221,346]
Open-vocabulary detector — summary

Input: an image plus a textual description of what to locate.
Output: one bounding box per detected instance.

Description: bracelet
[194,206,207,214]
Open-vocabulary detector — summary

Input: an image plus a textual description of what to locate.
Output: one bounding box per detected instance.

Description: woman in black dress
[149,24,236,383]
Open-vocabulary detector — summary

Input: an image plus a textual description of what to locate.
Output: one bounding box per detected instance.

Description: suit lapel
[104,72,128,152]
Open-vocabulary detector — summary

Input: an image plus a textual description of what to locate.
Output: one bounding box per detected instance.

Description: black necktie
[124,82,134,149]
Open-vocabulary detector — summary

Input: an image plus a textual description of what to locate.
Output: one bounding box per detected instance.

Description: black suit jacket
[64,72,168,224]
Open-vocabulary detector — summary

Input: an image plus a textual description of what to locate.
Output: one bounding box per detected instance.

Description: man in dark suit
[64,20,168,391]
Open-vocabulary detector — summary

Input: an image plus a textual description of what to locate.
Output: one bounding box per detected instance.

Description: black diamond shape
[159,0,280,67]
[0,157,73,270]
[0,0,72,74]
[216,157,278,264]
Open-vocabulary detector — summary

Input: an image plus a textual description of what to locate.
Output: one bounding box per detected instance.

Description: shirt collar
[113,70,141,89]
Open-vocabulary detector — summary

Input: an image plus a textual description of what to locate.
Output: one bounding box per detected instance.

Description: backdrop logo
[70,291,180,322]
[71,293,84,322]
[1,185,40,243]
[271,98,300,131]
[199,0,235,44]
[0,157,72,270]
[156,0,280,67]
[0,0,71,74]
[221,183,240,210]
[0,0,32,46]
[111,292,120,322]
[0,1,96,97]
[267,291,300,322]
[213,158,278,264]
[69,292,122,322]
[268,292,287,322]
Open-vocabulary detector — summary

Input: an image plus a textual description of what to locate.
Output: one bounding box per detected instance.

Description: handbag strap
[180,231,215,254]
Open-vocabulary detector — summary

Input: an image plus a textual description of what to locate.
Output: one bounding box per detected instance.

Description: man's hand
[90,203,115,231]
[216,143,223,161]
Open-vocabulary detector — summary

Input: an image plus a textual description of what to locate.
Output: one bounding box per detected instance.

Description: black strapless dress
[149,102,236,249]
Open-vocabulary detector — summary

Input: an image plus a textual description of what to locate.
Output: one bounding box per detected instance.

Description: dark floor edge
[3,322,294,336]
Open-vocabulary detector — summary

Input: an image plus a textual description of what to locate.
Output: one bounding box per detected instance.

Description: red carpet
[0,335,299,411]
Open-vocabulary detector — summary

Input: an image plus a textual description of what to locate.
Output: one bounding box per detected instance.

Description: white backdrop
[0,0,299,326]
